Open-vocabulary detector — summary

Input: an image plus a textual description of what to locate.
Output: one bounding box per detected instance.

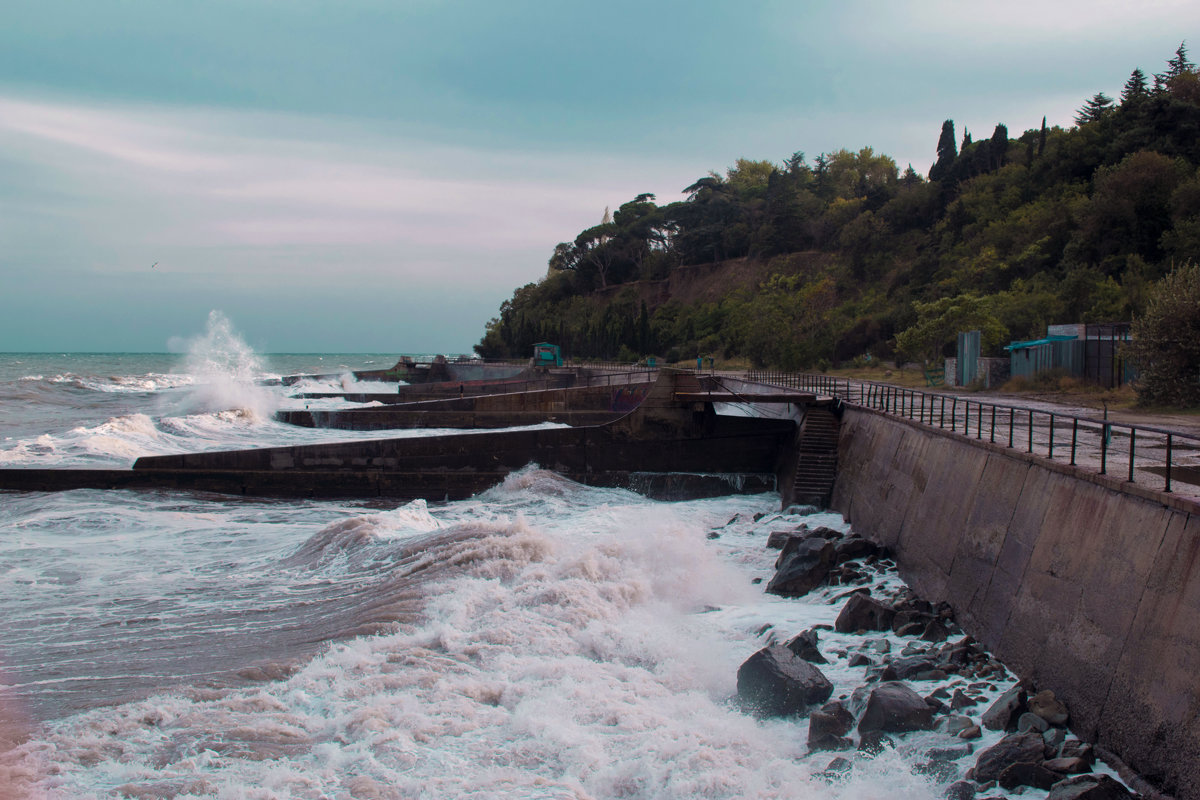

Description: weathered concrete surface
[1,372,795,502]
[832,406,1200,799]
[281,357,528,386]
[279,382,654,430]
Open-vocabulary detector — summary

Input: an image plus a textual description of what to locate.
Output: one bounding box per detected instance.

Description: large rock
[807,700,854,751]
[972,731,1045,783]
[766,537,836,597]
[834,535,879,563]
[1045,775,1136,800]
[834,593,896,633]
[737,645,833,717]
[785,628,828,664]
[852,681,936,734]
[981,685,1027,731]
[998,761,1059,790]
[1028,689,1069,726]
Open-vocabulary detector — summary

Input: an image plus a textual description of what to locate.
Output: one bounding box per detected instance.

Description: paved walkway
[743,372,1200,508]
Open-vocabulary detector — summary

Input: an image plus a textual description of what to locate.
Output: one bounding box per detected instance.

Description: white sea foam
[170,310,278,419]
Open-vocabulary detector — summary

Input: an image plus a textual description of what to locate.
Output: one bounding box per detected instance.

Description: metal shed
[1005,335,1083,379]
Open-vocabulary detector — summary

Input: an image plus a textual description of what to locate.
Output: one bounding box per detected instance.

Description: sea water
[0,314,1067,799]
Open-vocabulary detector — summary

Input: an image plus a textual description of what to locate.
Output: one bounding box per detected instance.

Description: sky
[2,1,1198,354]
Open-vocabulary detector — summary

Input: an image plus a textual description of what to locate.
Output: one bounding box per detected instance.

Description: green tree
[1126,261,1200,406]
[1075,93,1115,125]
[894,294,1006,364]
[1121,68,1149,104]
[930,120,957,182]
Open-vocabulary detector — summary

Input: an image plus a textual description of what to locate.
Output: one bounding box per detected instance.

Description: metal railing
[744,371,856,400]
[745,372,1200,497]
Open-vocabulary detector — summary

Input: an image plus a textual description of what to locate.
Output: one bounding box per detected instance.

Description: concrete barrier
[831,406,1200,798]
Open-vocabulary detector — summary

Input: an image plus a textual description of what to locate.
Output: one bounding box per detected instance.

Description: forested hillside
[476,45,1200,369]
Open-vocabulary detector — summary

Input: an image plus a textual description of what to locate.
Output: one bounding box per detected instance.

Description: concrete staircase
[789,407,841,508]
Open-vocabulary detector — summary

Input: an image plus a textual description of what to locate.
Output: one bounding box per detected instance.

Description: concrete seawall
[831,406,1200,798]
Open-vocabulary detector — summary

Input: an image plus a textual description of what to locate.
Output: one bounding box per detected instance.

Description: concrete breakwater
[832,405,1200,799]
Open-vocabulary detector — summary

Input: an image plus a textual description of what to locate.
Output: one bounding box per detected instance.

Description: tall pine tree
[1121,68,1149,104]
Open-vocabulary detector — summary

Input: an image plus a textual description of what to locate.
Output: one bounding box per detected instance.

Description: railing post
[1071,419,1078,466]
[1027,410,1034,453]
[951,398,957,432]
[1166,434,1174,493]
[1008,408,1014,448]
[940,396,945,428]
[1100,423,1108,475]
[976,403,982,439]
[1048,414,1054,459]
[1128,428,1136,483]
[990,406,996,443]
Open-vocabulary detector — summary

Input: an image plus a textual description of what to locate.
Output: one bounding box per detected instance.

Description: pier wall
[831,406,1200,799]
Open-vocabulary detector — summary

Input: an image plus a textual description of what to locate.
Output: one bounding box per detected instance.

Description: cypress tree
[1038,115,1048,156]
[929,120,957,181]
[989,123,1009,170]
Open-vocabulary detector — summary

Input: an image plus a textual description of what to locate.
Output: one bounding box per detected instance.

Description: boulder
[1042,726,1067,753]
[921,619,950,642]
[1029,689,1069,726]
[736,645,833,717]
[834,593,896,633]
[766,530,799,549]
[1045,775,1136,800]
[1043,756,1091,775]
[945,780,976,800]
[972,731,1045,783]
[890,655,938,680]
[997,761,1060,791]
[891,609,935,633]
[834,535,879,563]
[785,628,828,664]
[1058,740,1095,766]
[807,700,854,751]
[853,681,936,734]
[857,730,896,756]
[767,537,837,597]
[950,689,980,710]
[981,685,1027,731]
[1017,712,1049,734]
[945,715,975,736]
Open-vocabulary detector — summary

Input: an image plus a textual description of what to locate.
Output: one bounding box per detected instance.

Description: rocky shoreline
[730,512,1153,800]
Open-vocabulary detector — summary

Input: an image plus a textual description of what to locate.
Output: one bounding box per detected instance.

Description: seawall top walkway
[743,370,1200,512]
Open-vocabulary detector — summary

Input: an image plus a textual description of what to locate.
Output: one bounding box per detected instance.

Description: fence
[744,371,1200,496]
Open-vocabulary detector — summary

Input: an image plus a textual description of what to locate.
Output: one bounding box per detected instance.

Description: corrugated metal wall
[957,330,980,386]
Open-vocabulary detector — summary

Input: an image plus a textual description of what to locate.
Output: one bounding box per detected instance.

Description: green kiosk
[532,342,563,368]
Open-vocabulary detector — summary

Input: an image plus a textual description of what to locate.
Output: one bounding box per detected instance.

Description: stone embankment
[736,520,1144,799]
[831,404,1198,799]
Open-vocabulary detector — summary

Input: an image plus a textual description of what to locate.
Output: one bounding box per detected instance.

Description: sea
[0,315,1074,799]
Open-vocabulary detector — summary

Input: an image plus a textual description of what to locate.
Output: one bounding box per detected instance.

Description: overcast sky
[2,1,1197,353]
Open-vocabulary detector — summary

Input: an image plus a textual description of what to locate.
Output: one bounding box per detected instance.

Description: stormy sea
[0,314,1124,799]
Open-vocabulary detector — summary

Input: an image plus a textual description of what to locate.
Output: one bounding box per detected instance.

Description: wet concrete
[1,372,801,502]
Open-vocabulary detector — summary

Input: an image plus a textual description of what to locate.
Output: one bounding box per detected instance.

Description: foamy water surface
[0,315,1086,799]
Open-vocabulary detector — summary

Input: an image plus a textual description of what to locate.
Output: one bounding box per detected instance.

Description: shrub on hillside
[1127,261,1200,406]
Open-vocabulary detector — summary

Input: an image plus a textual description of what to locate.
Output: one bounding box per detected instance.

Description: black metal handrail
[744,371,1197,496]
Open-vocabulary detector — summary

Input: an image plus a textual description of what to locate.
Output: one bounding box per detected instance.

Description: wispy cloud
[0,95,697,284]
